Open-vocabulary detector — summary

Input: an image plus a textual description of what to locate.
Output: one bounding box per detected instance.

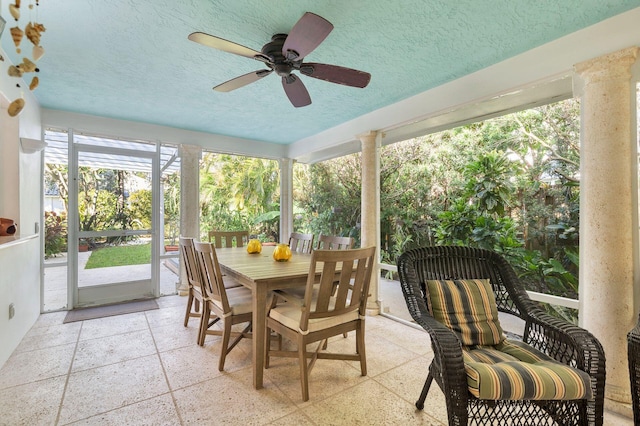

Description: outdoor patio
[0,293,632,425]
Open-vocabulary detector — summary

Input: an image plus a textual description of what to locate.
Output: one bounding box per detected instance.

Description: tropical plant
[464,151,516,215]
[294,98,581,323]
[45,164,69,212]
[295,155,362,245]
[162,171,181,245]
[200,153,280,240]
[128,189,152,229]
[44,211,67,258]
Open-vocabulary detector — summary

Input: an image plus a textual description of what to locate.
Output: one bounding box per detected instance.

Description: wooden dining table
[215,244,317,389]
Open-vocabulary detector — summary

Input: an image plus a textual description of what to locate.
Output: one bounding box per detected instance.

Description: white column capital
[357,130,380,145]
[279,157,294,168]
[178,144,202,159]
[574,46,639,90]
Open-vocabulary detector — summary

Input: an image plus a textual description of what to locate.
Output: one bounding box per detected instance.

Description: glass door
[70,133,160,307]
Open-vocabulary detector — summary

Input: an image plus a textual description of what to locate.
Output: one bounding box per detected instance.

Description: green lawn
[85,243,151,269]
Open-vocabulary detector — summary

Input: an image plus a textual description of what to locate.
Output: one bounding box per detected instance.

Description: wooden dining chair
[315,235,355,338]
[208,230,249,248]
[316,234,354,250]
[288,232,314,254]
[265,246,376,401]
[193,241,254,371]
[277,232,317,300]
[283,234,354,336]
[179,236,204,328]
[181,237,243,342]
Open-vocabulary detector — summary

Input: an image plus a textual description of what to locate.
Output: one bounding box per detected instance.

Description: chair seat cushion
[426,279,505,346]
[212,286,253,315]
[269,296,359,334]
[463,339,593,401]
[211,287,274,316]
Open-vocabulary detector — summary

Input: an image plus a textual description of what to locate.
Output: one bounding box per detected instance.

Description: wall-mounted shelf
[20,138,48,154]
[0,234,37,250]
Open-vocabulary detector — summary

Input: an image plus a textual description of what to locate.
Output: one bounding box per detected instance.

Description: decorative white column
[358,131,381,314]
[279,158,294,244]
[574,46,640,410]
[177,144,201,295]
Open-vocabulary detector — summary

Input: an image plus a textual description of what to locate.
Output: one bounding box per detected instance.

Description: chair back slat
[208,230,249,248]
[289,232,314,254]
[179,237,202,289]
[333,259,355,308]
[194,241,231,313]
[314,261,338,311]
[316,235,354,250]
[299,247,376,331]
[350,258,370,309]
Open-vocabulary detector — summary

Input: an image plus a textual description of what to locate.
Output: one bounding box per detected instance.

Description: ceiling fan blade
[281,74,311,107]
[300,63,371,88]
[214,69,273,92]
[188,32,271,63]
[282,12,333,60]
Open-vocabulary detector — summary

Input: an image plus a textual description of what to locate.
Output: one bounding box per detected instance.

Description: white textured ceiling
[2,0,640,145]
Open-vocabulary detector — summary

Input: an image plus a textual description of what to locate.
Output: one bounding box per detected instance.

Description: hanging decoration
[7,97,24,116]
[5,0,46,117]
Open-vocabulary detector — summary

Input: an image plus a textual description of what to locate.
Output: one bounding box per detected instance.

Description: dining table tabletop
[214,244,318,389]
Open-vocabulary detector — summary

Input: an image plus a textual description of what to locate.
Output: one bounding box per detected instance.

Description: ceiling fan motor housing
[262,34,298,76]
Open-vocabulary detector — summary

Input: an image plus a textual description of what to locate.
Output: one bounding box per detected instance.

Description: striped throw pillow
[426,279,505,346]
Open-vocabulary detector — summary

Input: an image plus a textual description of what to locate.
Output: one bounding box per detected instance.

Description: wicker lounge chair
[627,314,640,424]
[397,245,605,426]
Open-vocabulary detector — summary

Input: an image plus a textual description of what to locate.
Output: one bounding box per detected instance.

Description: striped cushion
[426,279,505,346]
[463,340,593,400]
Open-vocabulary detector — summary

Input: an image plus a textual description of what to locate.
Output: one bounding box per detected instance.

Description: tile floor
[0,295,633,425]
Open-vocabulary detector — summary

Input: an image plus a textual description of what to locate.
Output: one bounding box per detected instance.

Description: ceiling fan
[188,12,371,108]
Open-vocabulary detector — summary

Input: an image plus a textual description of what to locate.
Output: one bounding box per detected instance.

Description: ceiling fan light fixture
[285,49,300,61]
[254,53,273,64]
[299,65,314,76]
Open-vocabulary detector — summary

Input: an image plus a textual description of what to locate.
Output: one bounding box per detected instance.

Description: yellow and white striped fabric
[426,279,505,346]
[463,339,592,400]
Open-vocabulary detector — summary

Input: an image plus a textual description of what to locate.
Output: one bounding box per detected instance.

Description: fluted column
[279,158,294,244]
[574,46,640,409]
[178,144,201,295]
[358,131,381,314]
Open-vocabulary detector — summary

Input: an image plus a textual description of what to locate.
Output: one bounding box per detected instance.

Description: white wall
[0,46,43,368]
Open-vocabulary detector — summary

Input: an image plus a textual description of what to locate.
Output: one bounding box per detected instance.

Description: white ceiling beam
[41,109,287,160]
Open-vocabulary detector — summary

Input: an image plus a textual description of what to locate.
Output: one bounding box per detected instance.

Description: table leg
[252,285,266,389]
